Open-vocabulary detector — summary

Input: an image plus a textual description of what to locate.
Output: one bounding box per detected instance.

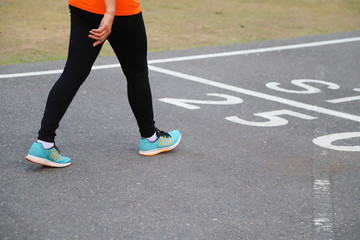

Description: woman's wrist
[106,10,115,16]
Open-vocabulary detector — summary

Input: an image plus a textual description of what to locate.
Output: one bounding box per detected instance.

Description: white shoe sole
[25,155,71,168]
[139,134,182,156]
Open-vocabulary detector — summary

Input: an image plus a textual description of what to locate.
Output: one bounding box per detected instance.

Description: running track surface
[1,31,359,239]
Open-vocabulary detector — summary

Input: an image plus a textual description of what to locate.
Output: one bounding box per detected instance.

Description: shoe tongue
[157,129,170,138]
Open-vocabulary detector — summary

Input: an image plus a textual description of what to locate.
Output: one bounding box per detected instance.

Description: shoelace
[156,128,171,138]
[49,146,62,161]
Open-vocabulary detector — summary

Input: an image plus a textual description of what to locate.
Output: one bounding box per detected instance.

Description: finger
[89,30,110,40]
[88,30,108,40]
[89,26,103,33]
[89,34,105,42]
[89,30,105,37]
[90,33,107,46]
[93,39,104,47]
[89,26,106,35]
[93,41,100,47]
[89,30,103,38]
[88,33,100,40]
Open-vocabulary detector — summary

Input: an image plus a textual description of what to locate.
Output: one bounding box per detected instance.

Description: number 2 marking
[158,93,243,110]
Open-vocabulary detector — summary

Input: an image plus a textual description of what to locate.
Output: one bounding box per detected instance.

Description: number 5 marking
[313,132,360,152]
[266,79,340,94]
[226,109,317,127]
[159,93,243,110]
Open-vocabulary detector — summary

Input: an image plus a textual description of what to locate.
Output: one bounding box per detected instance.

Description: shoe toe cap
[61,157,71,164]
[169,130,181,141]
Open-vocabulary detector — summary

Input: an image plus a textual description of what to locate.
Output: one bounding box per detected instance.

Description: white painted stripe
[0,64,121,79]
[314,179,330,189]
[327,88,360,103]
[148,65,360,123]
[327,95,360,103]
[92,63,120,70]
[149,37,360,64]
[1,36,360,79]
[313,179,334,239]
[0,69,63,79]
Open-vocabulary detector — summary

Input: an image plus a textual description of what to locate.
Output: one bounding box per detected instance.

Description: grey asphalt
[1,31,360,240]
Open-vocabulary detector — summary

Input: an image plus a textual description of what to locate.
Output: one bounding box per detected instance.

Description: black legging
[38,6,156,142]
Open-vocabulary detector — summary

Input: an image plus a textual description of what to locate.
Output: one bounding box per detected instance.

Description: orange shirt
[68,0,141,16]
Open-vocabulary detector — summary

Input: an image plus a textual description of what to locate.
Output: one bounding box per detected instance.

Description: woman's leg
[107,12,156,138]
[38,6,104,142]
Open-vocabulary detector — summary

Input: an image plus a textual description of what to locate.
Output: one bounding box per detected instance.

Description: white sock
[146,131,158,143]
[37,140,55,149]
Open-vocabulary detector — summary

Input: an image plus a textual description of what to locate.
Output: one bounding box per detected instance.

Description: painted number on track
[158,78,360,152]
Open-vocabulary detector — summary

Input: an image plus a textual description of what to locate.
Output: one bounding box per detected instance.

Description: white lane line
[0,64,121,79]
[1,36,360,79]
[149,36,360,64]
[327,95,360,104]
[313,179,334,240]
[148,65,360,123]
[327,89,360,103]
[0,69,63,79]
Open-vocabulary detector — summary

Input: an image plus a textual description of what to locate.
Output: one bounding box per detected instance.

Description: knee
[60,65,92,87]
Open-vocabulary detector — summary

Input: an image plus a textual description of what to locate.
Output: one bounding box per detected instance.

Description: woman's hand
[88,12,115,47]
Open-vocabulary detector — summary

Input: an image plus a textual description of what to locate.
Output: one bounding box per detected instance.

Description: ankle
[37,139,54,149]
[146,131,158,143]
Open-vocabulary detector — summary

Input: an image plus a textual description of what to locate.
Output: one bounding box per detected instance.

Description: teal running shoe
[25,142,71,167]
[139,129,181,156]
